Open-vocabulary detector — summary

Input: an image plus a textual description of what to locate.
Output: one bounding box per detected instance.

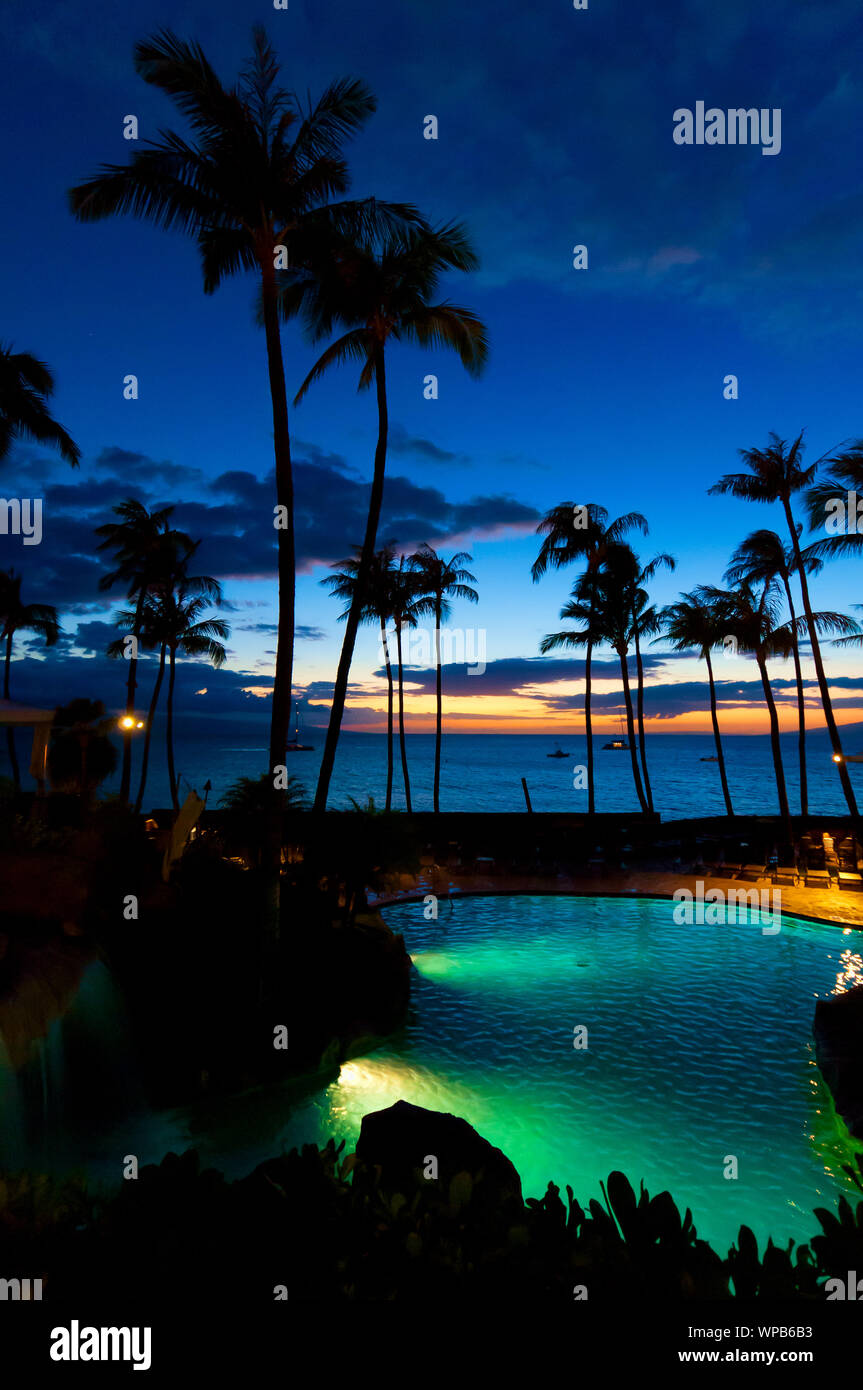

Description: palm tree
[704,580,792,841]
[0,343,79,467]
[0,569,60,789]
[709,432,859,820]
[627,551,675,813]
[805,441,863,559]
[725,528,822,816]
[389,556,423,812]
[68,27,414,802]
[110,556,225,812]
[95,500,191,803]
[323,543,398,810]
[284,220,487,811]
[660,589,736,817]
[540,575,603,806]
[408,544,478,812]
[595,548,651,812]
[531,503,648,814]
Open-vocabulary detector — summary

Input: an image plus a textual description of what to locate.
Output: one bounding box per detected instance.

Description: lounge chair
[772,864,799,887]
[804,867,832,889]
[739,863,769,882]
[838,871,863,892]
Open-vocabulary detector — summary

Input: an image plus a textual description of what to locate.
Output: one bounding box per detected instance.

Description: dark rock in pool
[356,1099,523,1205]
[814,985,863,1139]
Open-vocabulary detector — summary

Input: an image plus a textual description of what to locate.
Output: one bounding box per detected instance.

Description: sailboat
[602,716,630,751]
[286,702,313,753]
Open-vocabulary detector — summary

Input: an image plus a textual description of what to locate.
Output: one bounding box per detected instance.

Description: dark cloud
[387,423,469,466]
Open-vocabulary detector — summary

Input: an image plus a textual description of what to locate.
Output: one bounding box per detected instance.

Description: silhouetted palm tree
[69,26,413,800]
[532,503,648,813]
[805,441,863,560]
[323,543,398,810]
[660,589,735,817]
[285,220,487,810]
[0,344,79,467]
[709,432,858,820]
[95,499,192,803]
[0,569,60,788]
[540,574,603,806]
[408,544,478,811]
[627,551,675,813]
[388,557,423,812]
[725,528,822,816]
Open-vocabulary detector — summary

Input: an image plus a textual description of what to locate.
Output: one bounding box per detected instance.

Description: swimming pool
[280,893,863,1253]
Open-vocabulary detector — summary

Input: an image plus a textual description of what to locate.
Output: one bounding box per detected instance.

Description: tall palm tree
[408,544,478,812]
[95,500,191,803]
[660,589,735,817]
[0,343,79,467]
[68,27,414,802]
[388,557,422,812]
[284,220,487,811]
[531,503,648,814]
[595,547,650,812]
[704,580,792,841]
[323,543,398,810]
[109,551,223,812]
[709,432,859,820]
[627,551,675,813]
[725,528,822,816]
[805,440,863,559]
[540,575,603,806]
[0,569,60,788]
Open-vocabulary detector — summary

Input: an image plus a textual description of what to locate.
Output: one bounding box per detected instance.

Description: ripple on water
[281,894,863,1253]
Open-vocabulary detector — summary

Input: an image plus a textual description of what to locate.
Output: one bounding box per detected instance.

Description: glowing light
[833,754,843,763]
[119,716,135,730]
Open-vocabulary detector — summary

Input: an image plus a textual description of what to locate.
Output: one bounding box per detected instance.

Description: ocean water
[15,726,858,820]
[4,721,863,818]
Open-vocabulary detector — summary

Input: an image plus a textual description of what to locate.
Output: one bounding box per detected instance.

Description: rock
[356,1099,523,1204]
[814,985,863,1138]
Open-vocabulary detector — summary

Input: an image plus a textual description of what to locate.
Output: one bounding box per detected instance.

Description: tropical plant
[626,551,675,813]
[659,589,736,817]
[408,544,478,811]
[532,504,648,814]
[68,26,416,806]
[0,343,79,467]
[48,699,118,797]
[323,543,398,809]
[725,528,822,816]
[709,432,859,821]
[540,574,604,806]
[388,556,424,812]
[283,220,487,811]
[0,568,60,789]
[95,500,192,803]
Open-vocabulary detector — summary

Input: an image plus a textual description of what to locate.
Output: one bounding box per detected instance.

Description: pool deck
[371,866,863,931]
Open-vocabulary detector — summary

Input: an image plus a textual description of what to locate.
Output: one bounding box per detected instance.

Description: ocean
[8,723,859,819]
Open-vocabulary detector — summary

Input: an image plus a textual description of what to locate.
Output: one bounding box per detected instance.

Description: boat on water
[285,702,313,753]
[547,746,569,758]
[700,756,719,762]
[602,719,629,751]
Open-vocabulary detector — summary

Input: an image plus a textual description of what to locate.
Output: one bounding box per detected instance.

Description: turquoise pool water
[280,893,863,1254]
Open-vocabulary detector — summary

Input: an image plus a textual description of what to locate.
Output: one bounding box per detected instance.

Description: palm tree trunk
[119,589,145,804]
[134,644,166,814]
[261,260,295,786]
[166,646,179,814]
[704,648,734,817]
[396,620,412,812]
[781,571,808,817]
[584,639,595,815]
[619,648,649,812]
[783,497,858,820]
[633,624,654,812]
[314,344,389,811]
[756,648,792,841]
[380,617,394,811]
[3,629,20,790]
[433,597,443,812]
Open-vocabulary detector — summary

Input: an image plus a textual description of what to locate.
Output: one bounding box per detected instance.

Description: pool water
[280,894,863,1254]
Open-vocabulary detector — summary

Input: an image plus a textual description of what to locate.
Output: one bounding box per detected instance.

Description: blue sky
[3,0,863,735]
